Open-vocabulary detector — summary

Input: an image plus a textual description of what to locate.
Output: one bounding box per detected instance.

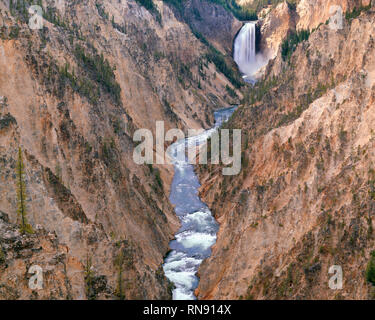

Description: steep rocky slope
[176,0,243,55]
[0,0,240,299]
[196,4,375,299]
[296,0,371,30]
[257,0,371,60]
[257,1,297,59]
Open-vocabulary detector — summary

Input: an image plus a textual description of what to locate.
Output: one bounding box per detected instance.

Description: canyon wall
[181,0,243,55]
[296,0,371,30]
[258,0,371,59]
[0,0,238,299]
[258,2,297,59]
[197,4,375,299]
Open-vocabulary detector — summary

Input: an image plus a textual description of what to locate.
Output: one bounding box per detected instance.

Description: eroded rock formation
[0,0,239,299]
[197,3,375,300]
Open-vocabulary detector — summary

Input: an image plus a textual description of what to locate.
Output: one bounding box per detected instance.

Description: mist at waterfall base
[163,107,236,300]
[234,22,268,83]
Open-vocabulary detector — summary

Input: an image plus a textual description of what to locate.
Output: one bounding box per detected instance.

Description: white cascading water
[234,22,256,68]
[234,22,267,82]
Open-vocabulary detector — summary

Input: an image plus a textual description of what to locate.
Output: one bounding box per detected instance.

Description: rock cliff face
[296,0,370,30]
[257,0,371,60]
[0,0,239,299]
[197,4,375,299]
[257,2,297,59]
[180,0,243,55]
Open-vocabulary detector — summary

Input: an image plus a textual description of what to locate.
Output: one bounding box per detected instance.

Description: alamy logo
[133,121,242,176]
[28,1,66,30]
[328,5,344,31]
[328,265,343,290]
[28,265,43,290]
[28,5,44,30]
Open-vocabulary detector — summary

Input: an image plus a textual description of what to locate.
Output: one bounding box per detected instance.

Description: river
[163,106,237,300]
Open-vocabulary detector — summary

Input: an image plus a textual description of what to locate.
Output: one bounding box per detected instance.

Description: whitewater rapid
[163,107,236,300]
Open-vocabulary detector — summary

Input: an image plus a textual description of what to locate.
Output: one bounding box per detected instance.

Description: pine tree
[366,251,375,285]
[16,147,33,234]
[84,254,95,300]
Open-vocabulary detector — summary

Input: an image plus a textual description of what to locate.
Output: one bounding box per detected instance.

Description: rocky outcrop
[181,0,243,55]
[257,2,297,59]
[196,6,375,300]
[257,0,371,62]
[296,0,370,30]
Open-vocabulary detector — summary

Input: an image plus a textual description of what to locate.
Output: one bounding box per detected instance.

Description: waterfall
[234,22,256,68]
[234,22,267,82]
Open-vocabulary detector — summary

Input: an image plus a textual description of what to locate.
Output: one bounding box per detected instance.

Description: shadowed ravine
[163,107,237,300]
